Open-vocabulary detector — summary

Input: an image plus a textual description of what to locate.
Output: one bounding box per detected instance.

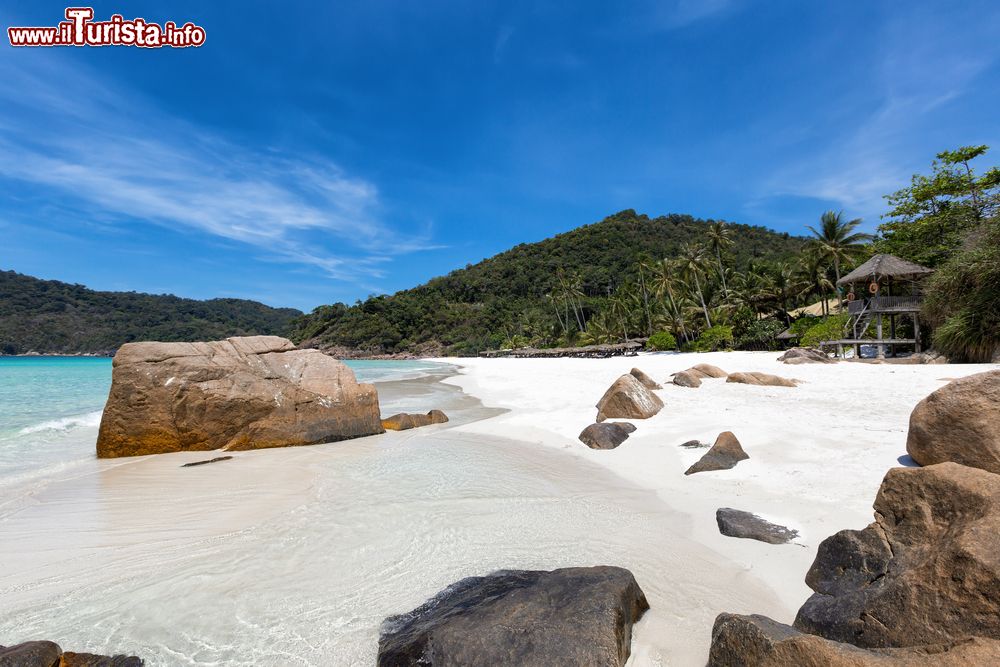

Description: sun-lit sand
[1,353,996,665]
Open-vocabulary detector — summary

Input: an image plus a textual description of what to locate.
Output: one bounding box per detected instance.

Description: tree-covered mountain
[0,271,301,355]
[291,210,809,356]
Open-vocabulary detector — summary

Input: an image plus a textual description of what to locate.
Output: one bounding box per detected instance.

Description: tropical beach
[4,2,1000,666]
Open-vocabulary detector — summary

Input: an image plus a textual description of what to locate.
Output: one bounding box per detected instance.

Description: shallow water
[0,359,780,665]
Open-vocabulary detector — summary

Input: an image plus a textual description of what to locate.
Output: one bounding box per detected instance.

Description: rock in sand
[716,508,798,544]
[905,370,1000,474]
[671,370,702,388]
[595,374,663,422]
[685,431,748,475]
[629,367,662,390]
[377,566,649,667]
[579,422,636,450]
[96,336,384,458]
[727,371,799,387]
[777,347,835,364]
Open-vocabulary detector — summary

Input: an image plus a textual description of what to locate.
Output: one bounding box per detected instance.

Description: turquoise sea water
[0,357,445,488]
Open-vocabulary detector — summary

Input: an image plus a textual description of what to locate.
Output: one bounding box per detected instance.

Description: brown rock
[691,363,728,378]
[382,410,450,431]
[672,370,702,388]
[0,641,62,666]
[685,431,748,475]
[579,422,636,450]
[777,348,835,364]
[716,508,798,544]
[96,336,384,458]
[905,370,1000,474]
[629,367,662,390]
[727,371,798,387]
[595,374,664,422]
[709,613,1000,667]
[378,566,649,667]
[794,462,1000,648]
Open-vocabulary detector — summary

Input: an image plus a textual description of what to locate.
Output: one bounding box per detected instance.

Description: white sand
[1,354,995,665]
[434,351,997,661]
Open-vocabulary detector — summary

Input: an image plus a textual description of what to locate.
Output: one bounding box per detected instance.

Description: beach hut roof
[836,254,933,286]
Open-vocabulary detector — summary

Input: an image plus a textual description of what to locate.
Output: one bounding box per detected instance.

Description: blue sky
[2,1,998,311]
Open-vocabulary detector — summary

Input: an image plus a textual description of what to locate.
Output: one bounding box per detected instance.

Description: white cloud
[0,52,435,283]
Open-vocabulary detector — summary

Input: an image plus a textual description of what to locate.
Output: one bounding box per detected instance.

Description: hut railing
[868,295,922,312]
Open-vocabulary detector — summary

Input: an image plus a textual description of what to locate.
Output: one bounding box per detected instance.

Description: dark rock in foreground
[685,431,748,475]
[595,374,663,422]
[629,367,662,389]
[906,370,1000,474]
[382,409,449,431]
[0,642,143,666]
[579,422,636,450]
[716,508,798,544]
[794,462,1000,648]
[709,613,1000,666]
[378,566,649,667]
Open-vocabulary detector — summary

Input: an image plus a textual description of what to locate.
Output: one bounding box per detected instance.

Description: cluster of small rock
[708,369,1000,665]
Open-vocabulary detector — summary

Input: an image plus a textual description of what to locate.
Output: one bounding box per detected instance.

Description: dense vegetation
[0,271,301,355]
[291,211,813,355]
[876,145,999,361]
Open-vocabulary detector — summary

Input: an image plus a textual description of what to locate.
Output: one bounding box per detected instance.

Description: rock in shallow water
[382,410,449,431]
[595,374,663,422]
[685,431,748,475]
[906,370,1000,474]
[578,422,636,449]
[377,566,649,667]
[709,613,1000,666]
[96,336,383,458]
[794,462,1000,649]
[716,508,798,544]
[0,642,143,666]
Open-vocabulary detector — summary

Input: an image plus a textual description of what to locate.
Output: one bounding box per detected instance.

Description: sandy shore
[433,352,998,642]
[1,353,995,665]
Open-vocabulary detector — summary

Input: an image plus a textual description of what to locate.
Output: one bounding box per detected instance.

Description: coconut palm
[678,242,713,327]
[807,211,872,306]
[795,252,835,316]
[706,221,734,299]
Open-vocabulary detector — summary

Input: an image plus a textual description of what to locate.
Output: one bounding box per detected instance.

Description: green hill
[291,210,808,355]
[0,271,302,355]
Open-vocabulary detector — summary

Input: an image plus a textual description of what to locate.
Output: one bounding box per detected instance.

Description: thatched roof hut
[836,254,933,286]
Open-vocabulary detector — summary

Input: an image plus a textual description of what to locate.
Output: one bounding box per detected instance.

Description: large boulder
[378,566,649,666]
[691,363,728,378]
[629,367,662,390]
[794,462,1000,648]
[595,374,663,422]
[727,372,798,387]
[709,614,1000,667]
[905,370,1000,474]
[382,410,449,431]
[96,336,384,458]
[778,348,835,364]
[578,422,636,450]
[685,431,748,475]
[716,508,798,544]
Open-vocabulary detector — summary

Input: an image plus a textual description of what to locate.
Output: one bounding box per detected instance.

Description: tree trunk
[694,273,712,328]
[716,249,728,299]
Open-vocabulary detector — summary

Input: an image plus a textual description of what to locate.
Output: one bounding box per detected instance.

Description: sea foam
[18,410,103,435]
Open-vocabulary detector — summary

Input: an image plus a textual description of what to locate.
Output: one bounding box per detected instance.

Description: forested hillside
[292,210,808,355]
[0,271,301,355]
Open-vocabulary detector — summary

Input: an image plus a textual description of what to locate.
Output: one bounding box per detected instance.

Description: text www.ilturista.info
[8,7,206,48]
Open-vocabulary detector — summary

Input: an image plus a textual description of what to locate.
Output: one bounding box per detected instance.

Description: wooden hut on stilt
[819,254,933,359]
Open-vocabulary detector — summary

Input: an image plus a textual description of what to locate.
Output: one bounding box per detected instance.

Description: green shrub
[733,317,784,350]
[646,331,678,351]
[799,314,850,347]
[685,325,734,352]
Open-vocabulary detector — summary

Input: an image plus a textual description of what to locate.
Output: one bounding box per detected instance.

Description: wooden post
[876,314,885,359]
[889,314,896,358]
[914,314,922,353]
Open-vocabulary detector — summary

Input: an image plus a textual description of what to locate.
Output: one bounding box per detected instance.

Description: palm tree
[678,243,713,327]
[651,259,689,342]
[706,221,734,299]
[795,252,835,316]
[807,211,872,307]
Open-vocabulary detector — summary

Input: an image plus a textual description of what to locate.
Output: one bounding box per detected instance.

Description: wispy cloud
[0,53,436,283]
